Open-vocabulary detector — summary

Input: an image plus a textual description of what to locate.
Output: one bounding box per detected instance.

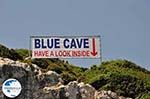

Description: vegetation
[82,60,150,98]
[15,49,29,59]
[0,44,22,60]
[0,44,150,98]
[138,93,150,99]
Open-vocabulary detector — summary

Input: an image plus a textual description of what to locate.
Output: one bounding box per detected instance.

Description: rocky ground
[0,57,132,99]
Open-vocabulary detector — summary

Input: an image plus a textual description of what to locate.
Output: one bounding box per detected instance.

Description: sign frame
[29,35,101,59]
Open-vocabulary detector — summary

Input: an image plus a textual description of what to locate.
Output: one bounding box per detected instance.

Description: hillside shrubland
[0,44,150,99]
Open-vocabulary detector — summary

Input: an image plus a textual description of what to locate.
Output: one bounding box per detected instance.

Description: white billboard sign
[30,36,100,58]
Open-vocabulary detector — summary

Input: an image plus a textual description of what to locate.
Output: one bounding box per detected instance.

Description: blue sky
[0,0,150,69]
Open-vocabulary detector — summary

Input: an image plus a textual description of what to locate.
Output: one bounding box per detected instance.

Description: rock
[65,81,79,99]
[78,82,95,99]
[95,91,112,99]
[0,57,132,99]
[0,57,30,71]
[38,70,63,88]
[95,90,132,99]
[0,57,32,99]
[42,81,96,99]
[0,57,62,99]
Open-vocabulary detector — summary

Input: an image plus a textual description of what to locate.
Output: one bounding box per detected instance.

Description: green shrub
[107,74,145,98]
[0,44,22,60]
[51,67,63,74]
[139,93,150,99]
[15,49,29,59]
[60,73,77,85]
[32,59,49,69]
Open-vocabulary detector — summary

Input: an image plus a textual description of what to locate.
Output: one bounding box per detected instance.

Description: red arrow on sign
[91,38,98,56]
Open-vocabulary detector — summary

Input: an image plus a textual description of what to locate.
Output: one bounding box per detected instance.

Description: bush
[91,75,109,90]
[32,59,49,69]
[138,93,150,99]
[0,44,22,60]
[60,73,77,85]
[15,49,29,59]
[106,74,145,98]
[51,67,63,74]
